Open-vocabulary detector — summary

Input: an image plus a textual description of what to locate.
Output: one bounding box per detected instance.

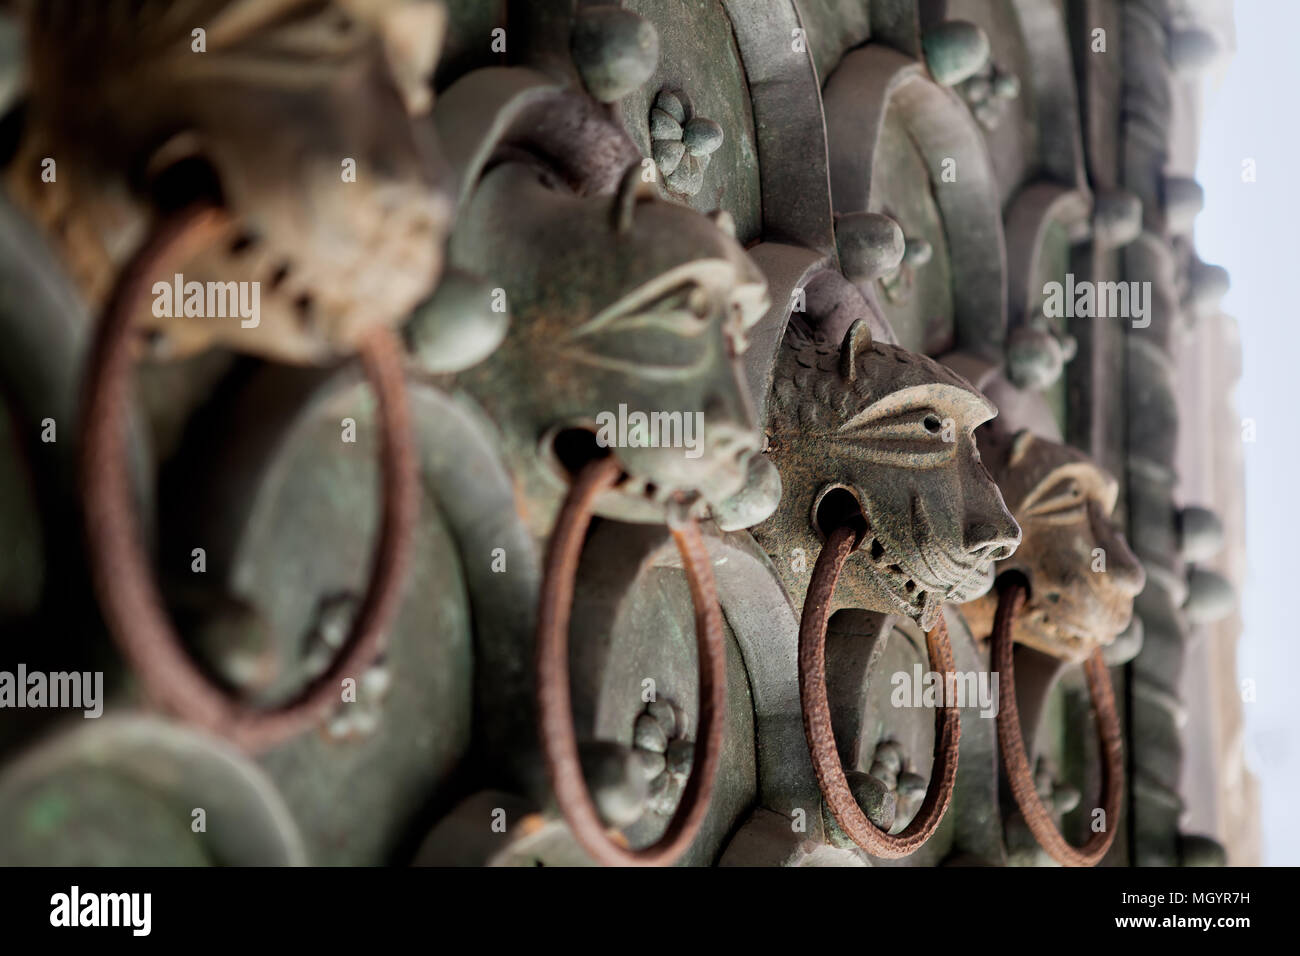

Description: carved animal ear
[612,162,657,233]
[371,0,447,115]
[839,319,873,382]
[708,209,736,238]
[1009,428,1036,466]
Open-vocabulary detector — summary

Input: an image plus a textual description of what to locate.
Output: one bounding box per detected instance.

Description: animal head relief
[453,160,769,527]
[8,0,452,364]
[963,430,1146,663]
[756,320,1021,630]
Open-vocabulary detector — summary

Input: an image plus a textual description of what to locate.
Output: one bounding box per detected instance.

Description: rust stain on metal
[536,457,726,866]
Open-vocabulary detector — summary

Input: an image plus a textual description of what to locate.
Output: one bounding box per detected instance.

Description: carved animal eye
[560,282,725,376]
[569,283,715,342]
[723,301,752,358]
[642,283,711,321]
[687,286,712,318]
[832,406,958,467]
[1024,480,1088,520]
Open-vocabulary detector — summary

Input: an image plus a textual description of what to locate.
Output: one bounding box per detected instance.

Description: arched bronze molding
[0,716,307,865]
[1007,0,1090,189]
[433,66,641,212]
[823,45,1007,359]
[741,243,894,429]
[720,0,837,257]
[1004,182,1092,328]
[165,368,478,864]
[999,181,1093,390]
[493,511,827,865]
[567,519,821,829]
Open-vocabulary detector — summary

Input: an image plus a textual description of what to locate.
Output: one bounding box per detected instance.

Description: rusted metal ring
[992,580,1123,867]
[79,205,418,754]
[799,524,961,858]
[536,456,726,866]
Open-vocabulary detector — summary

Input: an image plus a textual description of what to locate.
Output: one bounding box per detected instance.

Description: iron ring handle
[992,580,1123,866]
[536,456,726,866]
[79,205,419,753]
[799,523,962,858]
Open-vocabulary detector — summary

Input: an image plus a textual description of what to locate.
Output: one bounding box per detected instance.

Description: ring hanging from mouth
[536,456,726,866]
[79,204,419,754]
[799,523,961,858]
[993,580,1123,866]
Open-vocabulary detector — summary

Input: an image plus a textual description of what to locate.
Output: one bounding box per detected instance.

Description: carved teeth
[857,535,931,620]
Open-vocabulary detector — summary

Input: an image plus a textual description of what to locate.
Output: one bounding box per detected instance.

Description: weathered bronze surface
[0,0,1245,870]
[444,74,768,530]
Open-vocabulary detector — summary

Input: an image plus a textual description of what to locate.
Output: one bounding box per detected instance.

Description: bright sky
[1194,0,1300,866]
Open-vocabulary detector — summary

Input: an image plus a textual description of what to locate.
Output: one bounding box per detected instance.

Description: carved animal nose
[1098,515,1146,596]
[963,462,1021,560]
[965,523,1019,561]
[963,498,1021,560]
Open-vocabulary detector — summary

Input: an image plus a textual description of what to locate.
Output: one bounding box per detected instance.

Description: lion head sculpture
[452,159,769,528]
[7,0,451,363]
[752,320,1021,630]
[960,429,1146,662]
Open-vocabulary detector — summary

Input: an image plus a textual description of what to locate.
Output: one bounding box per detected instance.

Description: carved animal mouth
[851,497,998,623]
[908,495,1001,603]
[547,425,752,513]
[1023,605,1099,659]
[617,473,678,506]
[608,427,755,510]
[1027,593,1130,656]
[854,530,940,623]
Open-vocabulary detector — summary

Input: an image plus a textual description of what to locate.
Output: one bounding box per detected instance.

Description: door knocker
[752,319,1021,856]
[13,0,450,753]
[991,581,1122,867]
[961,428,1145,866]
[79,205,418,753]
[535,456,725,866]
[800,522,960,857]
[445,92,771,860]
